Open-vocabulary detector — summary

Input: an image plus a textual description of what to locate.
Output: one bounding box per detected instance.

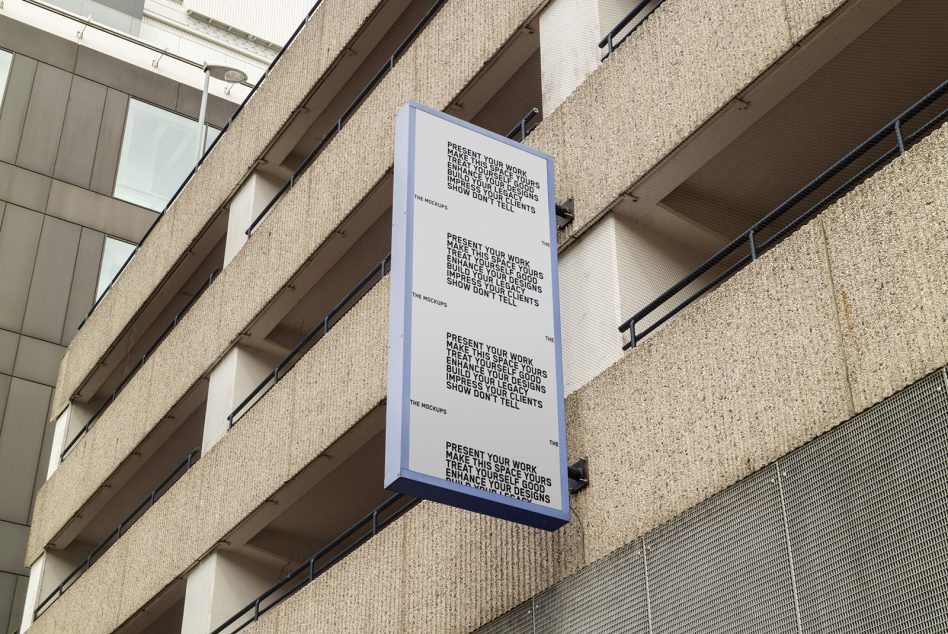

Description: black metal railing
[211,493,417,634]
[227,257,391,428]
[61,269,219,461]
[508,107,540,142]
[34,448,199,619]
[245,0,448,236]
[619,78,948,350]
[599,0,667,60]
[77,0,329,330]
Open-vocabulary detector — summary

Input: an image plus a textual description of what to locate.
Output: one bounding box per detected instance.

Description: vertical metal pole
[196,67,210,164]
[894,119,906,155]
[748,228,757,261]
[629,320,637,349]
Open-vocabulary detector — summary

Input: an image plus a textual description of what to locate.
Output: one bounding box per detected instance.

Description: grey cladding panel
[0,330,16,375]
[533,539,648,633]
[45,179,155,243]
[20,216,81,343]
[175,83,237,128]
[0,572,17,634]
[0,521,29,575]
[0,55,38,164]
[16,63,72,176]
[74,47,177,110]
[0,375,10,431]
[646,464,797,633]
[13,336,64,386]
[54,76,107,188]
[0,378,52,524]
[0,161,51,212]
[783,370,948,633]
[62,228,105,344]
[0,16,77,72]
[475,600,535,634]
[0,205,43,332]
[477,370,948,634]
[89,89,129,196]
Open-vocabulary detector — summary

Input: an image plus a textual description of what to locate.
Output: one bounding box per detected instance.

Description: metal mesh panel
[532,539,648,633]
[475,368,948,634]
[475,599,535,634]
[781,369,948,633]
[646,463,798,633]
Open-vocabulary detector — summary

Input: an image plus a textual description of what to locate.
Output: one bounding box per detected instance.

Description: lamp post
[196,64,248,163]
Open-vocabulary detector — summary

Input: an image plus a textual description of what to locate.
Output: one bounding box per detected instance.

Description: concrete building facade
[14,0,948,632]
[0,2,254,630]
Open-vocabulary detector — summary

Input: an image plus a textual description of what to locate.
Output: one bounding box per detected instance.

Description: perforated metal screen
[476,368,948,633]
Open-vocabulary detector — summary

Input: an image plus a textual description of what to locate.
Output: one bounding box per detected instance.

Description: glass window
[0,49,13,110]
[113,99,218,211]
[96,236,136,300]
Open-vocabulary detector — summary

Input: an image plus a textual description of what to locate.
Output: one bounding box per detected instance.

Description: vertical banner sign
[385,101,568,531]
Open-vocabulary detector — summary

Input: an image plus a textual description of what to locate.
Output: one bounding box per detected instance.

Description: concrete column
[181,551,280,634]
[19,547,81,632]
[558,214,625,394]
[18,554,45,632]
[539,0,646,114]
[225,171,283,265]
[45,401,96,479]
[202,345,279,453]
[44,407,71,480]
[539,0,602,116]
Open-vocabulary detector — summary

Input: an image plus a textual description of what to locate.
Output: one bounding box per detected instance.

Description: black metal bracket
[568,458,589,493]
[556,199,575,230]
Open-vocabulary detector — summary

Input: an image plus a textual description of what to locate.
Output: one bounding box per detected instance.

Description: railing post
[748,228,757,261]
[894,119,906,155]
[372,510,379,535]
[308,558,315,581]
[629,319,637,349]
[254,598,260,621]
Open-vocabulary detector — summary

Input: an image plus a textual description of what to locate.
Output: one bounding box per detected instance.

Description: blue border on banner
[384,101,569,531]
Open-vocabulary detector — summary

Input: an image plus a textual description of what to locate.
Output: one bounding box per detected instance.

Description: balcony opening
[35,381,208,619]
[114,581,186,634]
[224,18,543,431]
[245,0,444,235]
[611,0,948,346]
[205,405,415,634]
[63,232,226,459]
[268,0,444,178]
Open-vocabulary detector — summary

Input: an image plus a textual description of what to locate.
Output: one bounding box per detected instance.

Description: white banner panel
[385,101,568,530]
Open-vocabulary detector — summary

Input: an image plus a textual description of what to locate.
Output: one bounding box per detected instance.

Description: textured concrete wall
[218,123,947,634]
[49,0,388,418]
[29,119,945,634]
[26,280,390,634]
[786,0,847,40]
[526,0,849,247]
[243,502,582,634]
[29,0,544,565]
[821,126,948,413]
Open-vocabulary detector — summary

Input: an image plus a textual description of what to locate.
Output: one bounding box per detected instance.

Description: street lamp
[196,64,249,163]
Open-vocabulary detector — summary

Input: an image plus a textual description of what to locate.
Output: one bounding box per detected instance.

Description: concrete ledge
[29,0,545,564]
[50,0,388,417]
